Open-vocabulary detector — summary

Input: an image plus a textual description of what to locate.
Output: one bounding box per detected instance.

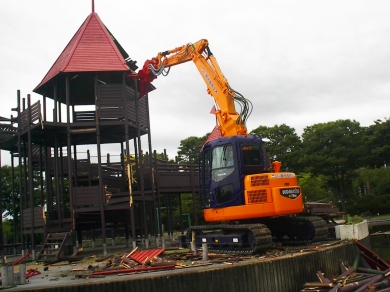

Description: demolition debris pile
[302,262,390,292]
[71,247,252,278]
[302,239,390,292]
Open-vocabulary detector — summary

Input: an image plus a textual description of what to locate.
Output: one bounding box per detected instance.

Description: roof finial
[92,0,95,13]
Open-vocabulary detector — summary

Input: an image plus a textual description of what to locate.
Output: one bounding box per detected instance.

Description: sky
[0,0,389,164]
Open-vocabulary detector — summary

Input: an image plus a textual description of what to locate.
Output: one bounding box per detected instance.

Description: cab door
[208,143,244,208]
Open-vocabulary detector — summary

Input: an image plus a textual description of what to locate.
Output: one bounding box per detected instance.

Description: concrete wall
[9,241,358,292]
[335,220,369,240]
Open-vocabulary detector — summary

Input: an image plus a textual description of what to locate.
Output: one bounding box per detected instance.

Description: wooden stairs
[37,232,72,262]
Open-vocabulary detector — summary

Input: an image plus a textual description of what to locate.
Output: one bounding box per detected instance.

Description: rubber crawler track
[186,216,328,254]
[186,223,273,254]
[264,216,329,246]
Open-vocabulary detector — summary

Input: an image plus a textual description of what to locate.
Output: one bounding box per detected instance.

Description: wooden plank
[22,207,45,229]
[73,111,95,122]
[126,95,148,128]
[100,97,123,108]
[73,186,103,208]
[100,108,124,119]
[102,175,125,191]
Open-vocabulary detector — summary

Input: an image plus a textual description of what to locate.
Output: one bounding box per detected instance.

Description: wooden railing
[73,111,95,122]
[22,206,45,234]
[19,100,41,129]
[73,186,104,209]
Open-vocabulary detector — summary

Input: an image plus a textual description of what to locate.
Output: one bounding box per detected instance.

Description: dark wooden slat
[22,206,45,229]
[73,111,95,122]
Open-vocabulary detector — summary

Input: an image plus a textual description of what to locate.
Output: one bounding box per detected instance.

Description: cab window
[211,145,234,182]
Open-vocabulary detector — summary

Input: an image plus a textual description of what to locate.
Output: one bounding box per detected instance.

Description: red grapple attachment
[132,59,158,99]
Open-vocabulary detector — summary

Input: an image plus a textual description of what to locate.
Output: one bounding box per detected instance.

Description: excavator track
[186,216,327,255]
[263,216,328,246]
[186,223,272,254]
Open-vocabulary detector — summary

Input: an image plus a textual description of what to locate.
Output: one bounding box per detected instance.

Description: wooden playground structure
[0,11,199,259]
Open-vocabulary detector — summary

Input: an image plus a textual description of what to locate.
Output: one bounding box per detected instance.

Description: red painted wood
[35,13,129,92]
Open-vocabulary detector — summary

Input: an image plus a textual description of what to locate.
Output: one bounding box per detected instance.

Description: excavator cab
[199,135,266,210]
[200,135,305,223]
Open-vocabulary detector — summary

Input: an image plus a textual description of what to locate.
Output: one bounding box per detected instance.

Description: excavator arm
[135,39,252,137]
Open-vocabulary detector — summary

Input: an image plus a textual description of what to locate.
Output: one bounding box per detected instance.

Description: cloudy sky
[0,0,389,163]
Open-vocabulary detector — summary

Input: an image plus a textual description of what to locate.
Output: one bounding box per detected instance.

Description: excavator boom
[135,39,251,137]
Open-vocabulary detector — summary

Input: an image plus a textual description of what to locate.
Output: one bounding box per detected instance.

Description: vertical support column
[125,211,130,248]
[131,139,138,249]
[53,84,58,123]
[92,229,96,248]
[27,94,36,260]
[191,231,197,256]
[154,151,163,247]
[23,138,29,253]
[0,150,3,262]
[1,264,9,286]
[65,74,75,253]
[11,153,18,245]
[95,74,107,255]
[73,145,78,187]
[19,264,26,285]
[7,265,14,285]
[166,193,172,241]
[53,83,61,231]
[59,147,65,219]
[43,94,47,122]
[77,229,82,248]
[44,139,52,237]
[39,145,44,209]
[87,150,91,186]
[122,73,135,248]
[190,154,198,225]
[128,76,137,249]
[39,144,46,245]
[144,93,157,241]
[111,228,115,247]
[54,134,61,227]
[179,193,184,235]
[16,91,24,253]
[133,79,148,244]
[202,243,208,261]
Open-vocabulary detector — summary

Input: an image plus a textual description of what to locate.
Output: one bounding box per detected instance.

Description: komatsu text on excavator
[134,39,327,254]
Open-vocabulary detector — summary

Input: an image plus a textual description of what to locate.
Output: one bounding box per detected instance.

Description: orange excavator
[135,39,327,253]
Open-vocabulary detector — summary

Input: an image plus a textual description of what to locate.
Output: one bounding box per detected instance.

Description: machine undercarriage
[186,216,328,254]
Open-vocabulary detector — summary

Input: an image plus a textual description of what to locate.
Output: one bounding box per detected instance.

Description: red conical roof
[34,12,130,92]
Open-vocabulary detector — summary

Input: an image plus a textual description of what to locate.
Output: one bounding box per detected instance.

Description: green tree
[352,167,390,196]
[298,173,332,202]
[172,193,205,230]
[365,119,390,168]
[250,124,302,172]
[177,133,209,163]
[1,165,44,220]
[2,219,14,243]
[301,119,364,210]
[1,165,20,219]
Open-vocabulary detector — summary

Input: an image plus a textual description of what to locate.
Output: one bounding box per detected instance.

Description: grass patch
[371,213,390,220]
[346,215,364,225]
